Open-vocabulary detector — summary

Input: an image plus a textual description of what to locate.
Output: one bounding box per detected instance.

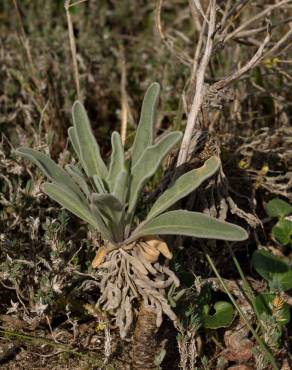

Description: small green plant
[252,249,292,292]
[16,82,248,337]
[252,249,291,348]
[265,198,292,247]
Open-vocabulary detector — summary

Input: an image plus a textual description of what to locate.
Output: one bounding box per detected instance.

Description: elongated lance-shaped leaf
[147,156,221,220]
[65,164,90,197]
[106,132,126,192]
[127,210,248,243]
[90,202,116,244]
[127,132,182,219]
[72,101,108,178]
[42,182,99,230]
[127,133,181,219]
[91,193,124,242]
[93,175,108,193]
[113,170,128,205]
[16,148,85,200]
[131,82,160,168]
[68,127,80,158]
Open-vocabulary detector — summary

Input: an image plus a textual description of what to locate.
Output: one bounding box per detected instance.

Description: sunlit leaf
[128,132,182,218]
[128,210,248,243]
[131,82,160,168]
[72,101,108,178]
[147,156,220,220]
[106,132,125,192]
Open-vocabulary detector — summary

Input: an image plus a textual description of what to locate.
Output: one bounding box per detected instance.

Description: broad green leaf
[147,156,220,220]
[65,164,90,197]
[42,182,97,229]
[106,132,125,192]
[265,198,292,218]
[131,82,160,167]
[203,301,234,329]
[113,170,128,205]
[254,293,290,326]
[91,193,124,241]
[16,148,84,199]
[252,250,292,291]
[128,132,182,218]
[72,101,108,178]
[272,219,292,246]
[68,127,80,158]
[128,210,249,243]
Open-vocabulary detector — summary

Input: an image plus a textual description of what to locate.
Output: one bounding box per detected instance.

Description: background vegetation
[0,1,291,369]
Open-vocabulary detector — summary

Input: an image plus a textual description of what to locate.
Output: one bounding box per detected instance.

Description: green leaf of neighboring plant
[128,210,249,243]
[131,82,160,168]
[254,293,290,326]
[252,250,292,291]
[203,301,234,329]
[272,219,292,246]
[147,156,221,220]
[265,198,292,218]
[128,132,182,218]
[72,101,108,178]
[42,182,97,229]
[106,132,126,192]
[16,148,84,199]
[65,164,90,197]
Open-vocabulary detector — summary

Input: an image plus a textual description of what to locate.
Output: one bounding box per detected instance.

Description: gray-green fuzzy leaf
[16,148,85,199]
[90,202,116,243]
[91,193,124,241]
[93,175,108,193]
[131,82,160,168]
[68,127,81,158]
[128,132,182,218]
[65,164,90,197]
[106,132,125,192]
[128,210,248,243]
[147,156,221,220]
[42,182,97,228]
[113,170,128,205]
[72,101,108,178]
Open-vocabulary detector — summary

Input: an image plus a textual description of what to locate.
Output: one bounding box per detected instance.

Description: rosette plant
[16,82,248,338]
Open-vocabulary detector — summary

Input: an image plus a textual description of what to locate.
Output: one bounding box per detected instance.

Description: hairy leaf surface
[128,210,248,242]
[147,156,221,220]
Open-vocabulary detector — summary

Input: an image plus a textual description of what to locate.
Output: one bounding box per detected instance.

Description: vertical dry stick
[65,0,81,101]
[177,0,216,166]
[119,45,128,145]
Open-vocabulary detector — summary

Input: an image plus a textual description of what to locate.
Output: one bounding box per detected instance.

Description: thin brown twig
[225,0,292,42]
[177,0,216,166]
[211,29,271,91]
